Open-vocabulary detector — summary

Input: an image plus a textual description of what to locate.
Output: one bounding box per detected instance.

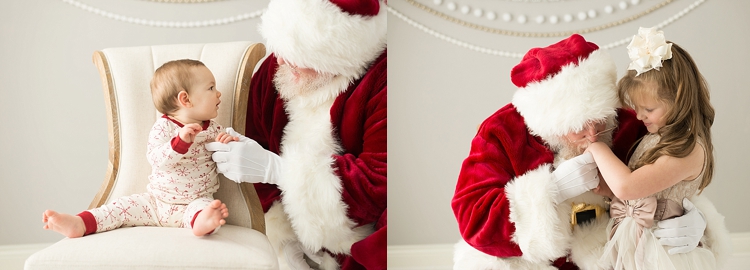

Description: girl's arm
[586,141,704,200]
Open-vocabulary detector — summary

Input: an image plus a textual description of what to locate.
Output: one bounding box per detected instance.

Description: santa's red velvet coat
[245,52,387,270]
[452,105,646,269]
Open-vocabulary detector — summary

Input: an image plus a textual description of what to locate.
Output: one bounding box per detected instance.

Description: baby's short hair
[150,59,206,115]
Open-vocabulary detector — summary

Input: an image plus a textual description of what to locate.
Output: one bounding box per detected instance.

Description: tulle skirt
[598,216,716,270]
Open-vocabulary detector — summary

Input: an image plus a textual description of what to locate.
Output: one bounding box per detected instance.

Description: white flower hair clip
[627,27,673,76]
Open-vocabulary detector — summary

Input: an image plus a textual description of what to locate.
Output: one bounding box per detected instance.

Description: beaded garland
[409,0,674,37]
[60,0,263,28]
[389,0,707,57]
[433,0,649,25]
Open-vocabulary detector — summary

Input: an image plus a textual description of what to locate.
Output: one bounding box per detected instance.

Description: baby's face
[186,66,221,121]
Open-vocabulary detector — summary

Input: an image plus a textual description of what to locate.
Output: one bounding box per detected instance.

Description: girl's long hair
[617,42,715,192]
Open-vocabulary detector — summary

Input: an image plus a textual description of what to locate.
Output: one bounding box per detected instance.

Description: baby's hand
[179,123,203,143]
[215,132,240,144]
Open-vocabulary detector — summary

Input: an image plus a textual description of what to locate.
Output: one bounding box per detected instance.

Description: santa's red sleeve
[452,104,571,263]
[330,52,387,226]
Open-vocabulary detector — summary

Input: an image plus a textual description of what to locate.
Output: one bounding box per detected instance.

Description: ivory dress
[598,133,716,270]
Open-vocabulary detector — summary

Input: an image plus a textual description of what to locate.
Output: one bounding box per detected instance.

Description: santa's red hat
[259,0,387,79]
[511,34,619,139]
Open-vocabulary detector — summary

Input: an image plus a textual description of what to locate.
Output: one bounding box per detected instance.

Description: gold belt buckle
[570,202,606,229]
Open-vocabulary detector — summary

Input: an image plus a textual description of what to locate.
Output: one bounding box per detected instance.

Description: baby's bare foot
[43,210,85,238]
[193,200,228,236]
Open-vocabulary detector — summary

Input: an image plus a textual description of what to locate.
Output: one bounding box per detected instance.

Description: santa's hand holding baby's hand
[205,128,283,185]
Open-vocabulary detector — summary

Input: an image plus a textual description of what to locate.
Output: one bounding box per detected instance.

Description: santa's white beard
[558,140,591,160]
[273,64,336,100]
[546,119,616,160]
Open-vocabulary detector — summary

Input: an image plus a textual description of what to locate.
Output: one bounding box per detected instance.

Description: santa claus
[206,0,386,269]
[451,34,730,269]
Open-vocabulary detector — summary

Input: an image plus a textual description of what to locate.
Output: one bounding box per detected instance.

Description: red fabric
[552,257,579,270]
[246,51,387,269]
[511,34,599,88]
[452,104,553,257]
[611,109,650,162]
[331,0,380,17]
[348,209,387,270]
[162,115,204,155]
[170,136,192,155]
[452,106,645,264]
[77,211,97,236]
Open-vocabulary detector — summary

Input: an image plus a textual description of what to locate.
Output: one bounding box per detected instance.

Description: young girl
[586,28,717,269]
[43,59,238,237]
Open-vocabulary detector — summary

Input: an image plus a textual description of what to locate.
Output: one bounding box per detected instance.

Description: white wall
[2,0,747,249]
[0,0,267,245]
[389,0,750,245]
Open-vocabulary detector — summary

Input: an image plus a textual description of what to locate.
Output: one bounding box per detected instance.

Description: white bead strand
[387,6,524,58]
[428,0,650,24]
[389,0,708,57]
[60,0,264,28]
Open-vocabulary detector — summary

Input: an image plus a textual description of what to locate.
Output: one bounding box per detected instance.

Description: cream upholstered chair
[25,42,278,270]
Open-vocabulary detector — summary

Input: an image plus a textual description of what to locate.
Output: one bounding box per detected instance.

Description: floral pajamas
[81,116,222,234]
[86,193,213,232]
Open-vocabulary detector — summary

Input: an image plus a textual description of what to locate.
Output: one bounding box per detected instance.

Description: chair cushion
[25,225,278,270]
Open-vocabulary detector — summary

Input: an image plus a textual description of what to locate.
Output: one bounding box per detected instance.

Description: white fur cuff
[505,165,569,263]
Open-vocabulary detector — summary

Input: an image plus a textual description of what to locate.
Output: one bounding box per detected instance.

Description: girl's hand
[179,123,203,143]
[215,132,240,144]
[585,141,606,154]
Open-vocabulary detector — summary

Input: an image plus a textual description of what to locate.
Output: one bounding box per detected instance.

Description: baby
[43,59,238,237]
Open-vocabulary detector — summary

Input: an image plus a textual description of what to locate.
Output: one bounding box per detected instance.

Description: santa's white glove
[551,152,600,204]
[654,198,706,254]
[205,128,283,185]
[283,241,323,270]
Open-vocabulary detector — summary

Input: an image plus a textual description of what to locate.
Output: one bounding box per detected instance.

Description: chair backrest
[90,42,267,234]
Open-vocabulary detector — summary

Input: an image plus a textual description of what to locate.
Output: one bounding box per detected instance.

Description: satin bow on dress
[604,197,685,270]
[609,197,657,241]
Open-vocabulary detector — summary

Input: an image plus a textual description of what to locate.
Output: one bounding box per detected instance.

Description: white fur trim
[265,201,298,263]
[512,50,619,140]
[505,164,570,263]
[278,76,369,254]
[318,252,340,270]
[264,201,300,270]
[259,0,387,79]
[453,191,610,270]
[453,239,557,270]
[690,194,732,269]
[568,213,610,270]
